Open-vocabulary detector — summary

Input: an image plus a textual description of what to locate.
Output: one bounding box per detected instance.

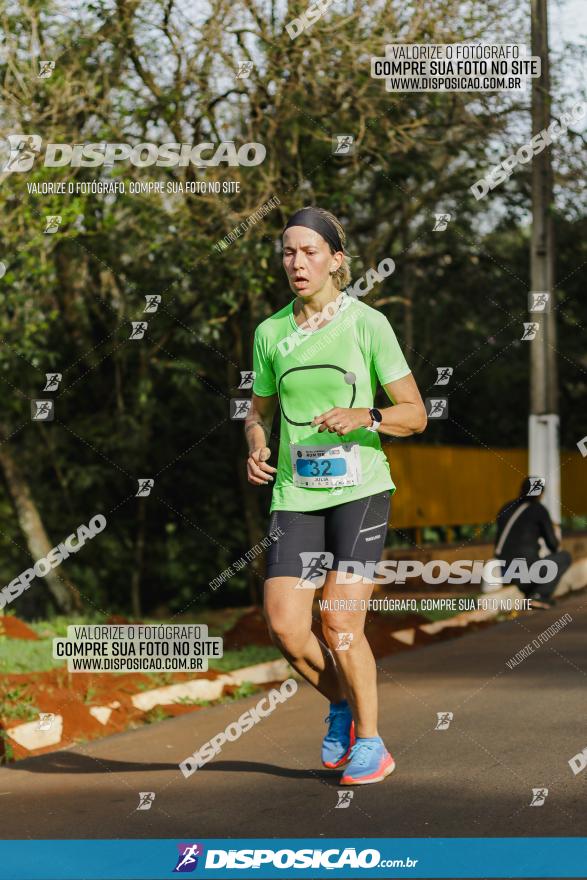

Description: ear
[330,253,343,273]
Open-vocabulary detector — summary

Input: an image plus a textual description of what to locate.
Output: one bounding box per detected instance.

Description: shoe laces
[324,706,349,742]
[349,740,377,767]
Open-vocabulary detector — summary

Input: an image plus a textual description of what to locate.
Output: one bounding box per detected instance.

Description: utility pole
[529,0,561,524]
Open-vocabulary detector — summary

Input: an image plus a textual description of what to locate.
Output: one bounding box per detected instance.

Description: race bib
[290,443,362,489]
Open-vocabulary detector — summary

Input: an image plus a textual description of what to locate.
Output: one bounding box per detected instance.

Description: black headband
[283,208,343,253]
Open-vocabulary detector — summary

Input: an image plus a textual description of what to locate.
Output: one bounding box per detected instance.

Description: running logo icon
[434,367,453,385]
[173,843,204,873]
[425,398,448,419]
[129,321,148,340]
[530,787,548,806]
[37,713,55,731]
[236,62,254,78]
[333,135,354,155]
[43,373,62,391]
[136,792,155,811]
[528,292,550,312]
[526,477,545,496]
[336,632,354,652]
[38,60,55,78]
[230,399,252,419]
[238,371,255,390]
[522,322,539,340]
[44,215,62,234]
[435,711,453,730]
[296,552,334,589]
[31,400,54,421]
[136,478,155,497]
[2,135,42,172]
[336,790,354,808]
[144,295,161,313]
[433,213,451,231]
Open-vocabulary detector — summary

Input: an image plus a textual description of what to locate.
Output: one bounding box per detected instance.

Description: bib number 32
[290,443,362,488]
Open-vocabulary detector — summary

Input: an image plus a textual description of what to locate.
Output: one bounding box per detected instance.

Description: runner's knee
[266,621,311,659]
[321,612,364,648]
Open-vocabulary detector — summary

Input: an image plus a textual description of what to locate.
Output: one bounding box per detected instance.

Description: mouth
[292,275,309,287]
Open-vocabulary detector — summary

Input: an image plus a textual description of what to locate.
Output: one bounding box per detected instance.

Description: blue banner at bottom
[0,838,586,879]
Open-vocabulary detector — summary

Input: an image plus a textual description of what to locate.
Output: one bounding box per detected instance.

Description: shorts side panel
[265,509,326,580]
[326,490,391,569]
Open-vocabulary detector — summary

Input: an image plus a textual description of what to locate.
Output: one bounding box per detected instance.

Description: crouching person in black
[494,477,572,609]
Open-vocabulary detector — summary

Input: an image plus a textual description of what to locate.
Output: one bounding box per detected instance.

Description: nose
[291,250,306,271]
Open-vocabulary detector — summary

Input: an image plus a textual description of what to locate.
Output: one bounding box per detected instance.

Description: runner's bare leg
[264,577,345,704]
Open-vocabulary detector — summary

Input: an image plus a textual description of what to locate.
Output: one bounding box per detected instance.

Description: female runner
[245,206,427,784]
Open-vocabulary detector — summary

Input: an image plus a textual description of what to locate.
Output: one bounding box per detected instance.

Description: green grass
[0,638,63,674]
[133,671,177,690]
[0,685,39,722]
[220,681,261,702]
[209,645,282,672]
[27,614,106,639]
[0,732,15,764]
[143,707,170,724]
[175,695,203,706]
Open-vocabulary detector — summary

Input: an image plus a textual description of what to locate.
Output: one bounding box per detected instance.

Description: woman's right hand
[247,446,277,485]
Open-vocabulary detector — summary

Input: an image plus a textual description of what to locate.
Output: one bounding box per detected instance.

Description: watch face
[371,408,382,421]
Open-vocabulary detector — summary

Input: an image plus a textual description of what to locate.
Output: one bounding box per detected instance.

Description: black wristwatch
[367,408,382,432]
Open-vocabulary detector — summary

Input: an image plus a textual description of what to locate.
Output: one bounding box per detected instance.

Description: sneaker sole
[323,754,351,769]
[341,756,396,785]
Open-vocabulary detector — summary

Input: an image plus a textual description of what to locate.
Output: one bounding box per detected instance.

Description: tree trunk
[130,497,146,617]
[229,319,267,607]
[0,426,81,613]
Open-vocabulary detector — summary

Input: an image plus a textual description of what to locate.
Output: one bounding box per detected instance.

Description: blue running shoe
[340,736,395,785]
[322,700,355,769]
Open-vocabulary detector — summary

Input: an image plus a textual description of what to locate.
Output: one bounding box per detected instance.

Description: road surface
[1,593,585,843]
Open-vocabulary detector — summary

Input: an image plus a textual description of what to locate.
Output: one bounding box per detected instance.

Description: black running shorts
[265,490,391,582]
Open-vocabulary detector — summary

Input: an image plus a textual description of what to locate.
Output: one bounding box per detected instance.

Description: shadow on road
[184,760,338,783]
[4,752,177,774]
[6,751,339,783]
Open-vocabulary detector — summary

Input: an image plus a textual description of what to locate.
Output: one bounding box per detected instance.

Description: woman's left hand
[312,407,370,436]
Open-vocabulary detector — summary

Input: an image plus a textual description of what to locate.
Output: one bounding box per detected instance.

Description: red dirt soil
[0,665,248,761]
[0,616,39,640]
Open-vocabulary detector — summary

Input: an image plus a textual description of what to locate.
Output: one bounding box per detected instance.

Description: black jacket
[495,498,559,564]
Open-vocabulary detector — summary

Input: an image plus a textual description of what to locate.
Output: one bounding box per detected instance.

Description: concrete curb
[130,658,293,711]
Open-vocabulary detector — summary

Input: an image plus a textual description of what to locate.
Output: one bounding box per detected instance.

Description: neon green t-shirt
[252,293,411,512]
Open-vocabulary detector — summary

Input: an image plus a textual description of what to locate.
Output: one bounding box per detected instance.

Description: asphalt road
[1,593,586,844]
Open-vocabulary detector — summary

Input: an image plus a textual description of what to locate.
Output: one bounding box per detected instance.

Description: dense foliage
[0,0,584,616]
